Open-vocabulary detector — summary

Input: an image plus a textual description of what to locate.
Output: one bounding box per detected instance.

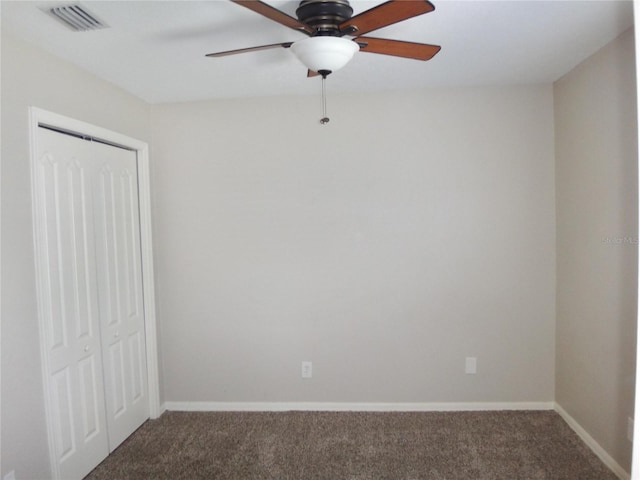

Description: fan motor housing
[296,0,353,35]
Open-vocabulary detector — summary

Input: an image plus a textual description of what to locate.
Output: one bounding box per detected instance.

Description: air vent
[47,4,108,32]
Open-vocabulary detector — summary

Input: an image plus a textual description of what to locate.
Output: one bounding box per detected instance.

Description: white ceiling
[1,0,634,104]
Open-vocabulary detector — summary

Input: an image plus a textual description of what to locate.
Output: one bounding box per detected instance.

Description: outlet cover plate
[301,361,312,378]
[465,357,477,374]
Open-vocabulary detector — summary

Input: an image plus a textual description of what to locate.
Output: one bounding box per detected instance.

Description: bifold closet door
[35,127,149,479]
[91,137,149,451]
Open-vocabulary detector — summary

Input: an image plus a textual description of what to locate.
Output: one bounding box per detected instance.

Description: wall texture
[0,32,152,479]
[3,18,635,480]
[555,28,637,472]
[151,85,556,406]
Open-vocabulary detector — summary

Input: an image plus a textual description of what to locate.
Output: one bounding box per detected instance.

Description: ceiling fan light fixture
[290,36,358,74]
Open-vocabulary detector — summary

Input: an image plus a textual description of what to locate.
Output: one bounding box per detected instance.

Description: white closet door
[92,140,149,451]
[35,127,149,479]
[36,128,110,480]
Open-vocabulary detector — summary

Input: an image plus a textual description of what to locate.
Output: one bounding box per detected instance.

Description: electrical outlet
[465,357,477,374]
[4,470,16,480]
[628,417,634,442]
[301,361,312,378]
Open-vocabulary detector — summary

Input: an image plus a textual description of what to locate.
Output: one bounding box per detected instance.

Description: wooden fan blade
[356,37,440,61]
[206,42,293,58]
[231,0,315,35]
[340,0,435,36]
[307,69,320,78]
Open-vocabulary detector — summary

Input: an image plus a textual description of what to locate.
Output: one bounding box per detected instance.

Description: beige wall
[555,28,637,472]
[151,85,556,405]
[2,19,635,480]
[0,32,152,479]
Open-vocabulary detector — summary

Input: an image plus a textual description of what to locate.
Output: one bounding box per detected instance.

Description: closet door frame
[29,107,161,479]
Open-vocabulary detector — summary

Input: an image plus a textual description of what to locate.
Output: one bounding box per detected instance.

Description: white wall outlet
[465,357,477,374]
[4,470,16,480]
[301,361,312,378]
[628,417,634,442]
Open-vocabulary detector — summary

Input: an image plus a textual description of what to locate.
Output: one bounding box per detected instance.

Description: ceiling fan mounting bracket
[295,0,353,36]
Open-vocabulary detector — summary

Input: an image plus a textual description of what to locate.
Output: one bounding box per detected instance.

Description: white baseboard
[554,402,629,480]
[162,400,554,413]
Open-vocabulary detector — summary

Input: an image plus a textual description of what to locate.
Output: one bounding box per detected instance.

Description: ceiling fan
[206,0,441,122]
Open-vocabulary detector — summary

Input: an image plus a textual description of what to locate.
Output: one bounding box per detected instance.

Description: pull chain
[320,71,330,125]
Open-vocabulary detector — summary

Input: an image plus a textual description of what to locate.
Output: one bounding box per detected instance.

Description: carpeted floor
[84,410,618,480]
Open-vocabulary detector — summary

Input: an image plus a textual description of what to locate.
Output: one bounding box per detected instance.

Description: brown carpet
[84,410,618,480]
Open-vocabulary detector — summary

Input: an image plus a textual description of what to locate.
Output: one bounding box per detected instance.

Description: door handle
[84,345,90,352]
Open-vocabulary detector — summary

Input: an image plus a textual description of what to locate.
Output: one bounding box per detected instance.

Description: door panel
[107,341,127,418]
[51,366,75,462]
[67,159,95,342]
[78,355,102,441]
[92,140,149,451]
[37,130,110,480]
[128,331,145,402]
[39,153,68,353]
[35,127,148,478]
[119,169,141,318]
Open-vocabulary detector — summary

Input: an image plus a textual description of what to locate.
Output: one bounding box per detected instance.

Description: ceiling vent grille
[47,4,108,32]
